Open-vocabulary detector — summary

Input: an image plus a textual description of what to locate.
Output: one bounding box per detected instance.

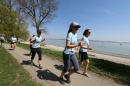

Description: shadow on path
[54,64,64,71]
[37,69,58,81]
[23,53,31,56]
[21,60,39,68]
[8,48,14,50]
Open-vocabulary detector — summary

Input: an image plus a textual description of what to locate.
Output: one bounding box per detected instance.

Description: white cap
[70,22,81,28]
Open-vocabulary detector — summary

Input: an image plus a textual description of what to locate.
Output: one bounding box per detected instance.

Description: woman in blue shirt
[59,22,81,85]
[30,30,46,69]
[79,29,92,77]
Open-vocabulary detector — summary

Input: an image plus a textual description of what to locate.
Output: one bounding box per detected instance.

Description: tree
[16,0,58,33]
[0,0,29,40]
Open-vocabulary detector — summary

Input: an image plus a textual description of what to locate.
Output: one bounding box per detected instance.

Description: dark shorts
[11,42,16,44]
[1,40,4,43]
[31,47,42,60]
[79,51,89,61]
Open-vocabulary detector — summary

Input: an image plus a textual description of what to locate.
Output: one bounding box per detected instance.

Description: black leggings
[31,47,42,60]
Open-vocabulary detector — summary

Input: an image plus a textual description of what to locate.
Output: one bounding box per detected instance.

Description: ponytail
[66,25,72,38]
[67,26,72,34]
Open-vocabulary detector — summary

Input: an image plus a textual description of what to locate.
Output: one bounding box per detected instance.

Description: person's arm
[80,41,87,49]
[31,40,36,43]
[80,41,92,50]
[41,38,46,42]
[66,33,80,48]
[30,36,36,43]
[66,40,79,48]
[80,37,89,49]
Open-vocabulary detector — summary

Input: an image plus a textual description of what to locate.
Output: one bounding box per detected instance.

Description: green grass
[17,43,130,85]
[0,46,42,86]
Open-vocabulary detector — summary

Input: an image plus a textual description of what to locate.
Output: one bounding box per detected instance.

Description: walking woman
[59,22,81,85]
[11,35,17,50]
[79,29,92,77]
[30,30,46,69]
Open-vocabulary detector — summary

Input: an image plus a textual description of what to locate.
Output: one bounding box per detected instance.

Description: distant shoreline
[21,42,130,66]
[45,38,130,44]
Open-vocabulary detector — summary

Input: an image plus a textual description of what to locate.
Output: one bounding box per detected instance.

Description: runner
[59,22,81,85]
[30,30,46,69]
[11,35,17,50]
[29,35,35,55]
[79,29,92,77]
[0,35,5,46]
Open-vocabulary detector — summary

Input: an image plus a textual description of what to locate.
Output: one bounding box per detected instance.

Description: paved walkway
[3,44,127,86]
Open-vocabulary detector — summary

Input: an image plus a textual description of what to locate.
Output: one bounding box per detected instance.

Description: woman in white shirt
[30,30,46,69]
[11,35,17,50]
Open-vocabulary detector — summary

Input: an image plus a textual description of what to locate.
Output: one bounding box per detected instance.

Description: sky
[29,0,130,42]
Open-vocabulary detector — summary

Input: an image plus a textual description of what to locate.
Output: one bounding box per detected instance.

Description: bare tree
[16,0,58,34]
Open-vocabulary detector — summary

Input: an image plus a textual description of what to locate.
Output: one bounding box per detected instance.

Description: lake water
[43,39,130,59]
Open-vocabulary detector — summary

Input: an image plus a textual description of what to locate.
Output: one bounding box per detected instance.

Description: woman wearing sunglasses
[79,29,92,77]
[59,22,81,85]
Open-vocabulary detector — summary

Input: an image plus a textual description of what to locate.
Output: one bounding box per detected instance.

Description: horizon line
[45,38,130,43]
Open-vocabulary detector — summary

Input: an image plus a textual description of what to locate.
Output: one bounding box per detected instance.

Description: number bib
[72,48,76,52]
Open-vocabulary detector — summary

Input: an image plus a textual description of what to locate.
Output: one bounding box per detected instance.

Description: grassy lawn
[17,43,130,85]
[0,46,42,86]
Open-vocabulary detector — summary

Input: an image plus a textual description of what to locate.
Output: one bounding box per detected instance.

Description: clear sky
[29,0,130,42]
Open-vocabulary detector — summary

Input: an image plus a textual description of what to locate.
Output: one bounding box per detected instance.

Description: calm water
[43,39,130,59]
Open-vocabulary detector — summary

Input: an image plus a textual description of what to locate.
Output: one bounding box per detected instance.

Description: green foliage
[0,45,42,86]
[0,0,29,40]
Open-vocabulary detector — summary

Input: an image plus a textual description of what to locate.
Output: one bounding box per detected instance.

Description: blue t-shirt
[63,32,77,54]
[11,37,17,42]
[79,36,89,52]
[32,36,43,48]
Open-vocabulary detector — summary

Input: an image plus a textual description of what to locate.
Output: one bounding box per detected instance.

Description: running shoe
[30,61,34,66]
[83,72,91,78]
[59,77,65,85]
[64,75,71,84]
[39,64,43,69]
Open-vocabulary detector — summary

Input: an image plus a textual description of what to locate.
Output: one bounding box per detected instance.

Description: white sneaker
[83,72,90,78]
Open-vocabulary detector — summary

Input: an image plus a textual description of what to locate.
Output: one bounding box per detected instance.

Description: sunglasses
[74,26,80,28]
[87,32,91,34]
[74,28,79,30]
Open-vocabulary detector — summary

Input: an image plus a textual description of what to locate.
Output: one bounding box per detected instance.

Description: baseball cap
[70,22,81,28]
